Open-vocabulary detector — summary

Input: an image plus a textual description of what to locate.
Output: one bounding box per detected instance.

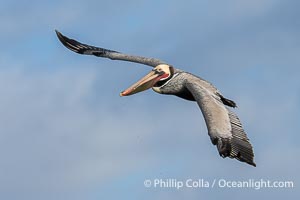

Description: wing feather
[185,77,256,166]
[55,30,166,67]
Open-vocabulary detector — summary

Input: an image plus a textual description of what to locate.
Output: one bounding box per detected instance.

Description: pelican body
[56,30,256,167]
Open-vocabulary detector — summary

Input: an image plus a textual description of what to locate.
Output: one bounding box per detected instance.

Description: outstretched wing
[55,30,166,67]
[185,77,256,166]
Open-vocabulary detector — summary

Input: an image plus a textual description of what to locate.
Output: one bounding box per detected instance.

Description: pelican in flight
[55,30,256,167]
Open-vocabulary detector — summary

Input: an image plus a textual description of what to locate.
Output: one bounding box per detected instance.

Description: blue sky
[0,0,299,199]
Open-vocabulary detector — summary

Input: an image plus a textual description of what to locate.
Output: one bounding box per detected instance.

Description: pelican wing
[185,77,256,166]
[55,30,166,67]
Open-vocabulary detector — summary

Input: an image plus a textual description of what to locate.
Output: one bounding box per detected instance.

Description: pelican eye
[153,68,164,75]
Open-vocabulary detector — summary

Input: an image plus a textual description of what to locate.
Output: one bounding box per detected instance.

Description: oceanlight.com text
[143,178,294,190]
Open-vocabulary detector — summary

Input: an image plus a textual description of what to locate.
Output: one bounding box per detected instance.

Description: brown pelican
[55,30,256,167]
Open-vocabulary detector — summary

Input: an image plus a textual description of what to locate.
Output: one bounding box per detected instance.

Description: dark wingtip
[55,30,63,40]
[55,30,69,47]
[236,155,256,167]
[55,30,67,46]
[235,154,256,167]
[55,29,64,42]
[241,156,256,167]
[246,160,256,167]
[54,30,84,54]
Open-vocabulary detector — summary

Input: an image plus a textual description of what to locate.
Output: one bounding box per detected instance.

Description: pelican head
[120,64,174,96]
